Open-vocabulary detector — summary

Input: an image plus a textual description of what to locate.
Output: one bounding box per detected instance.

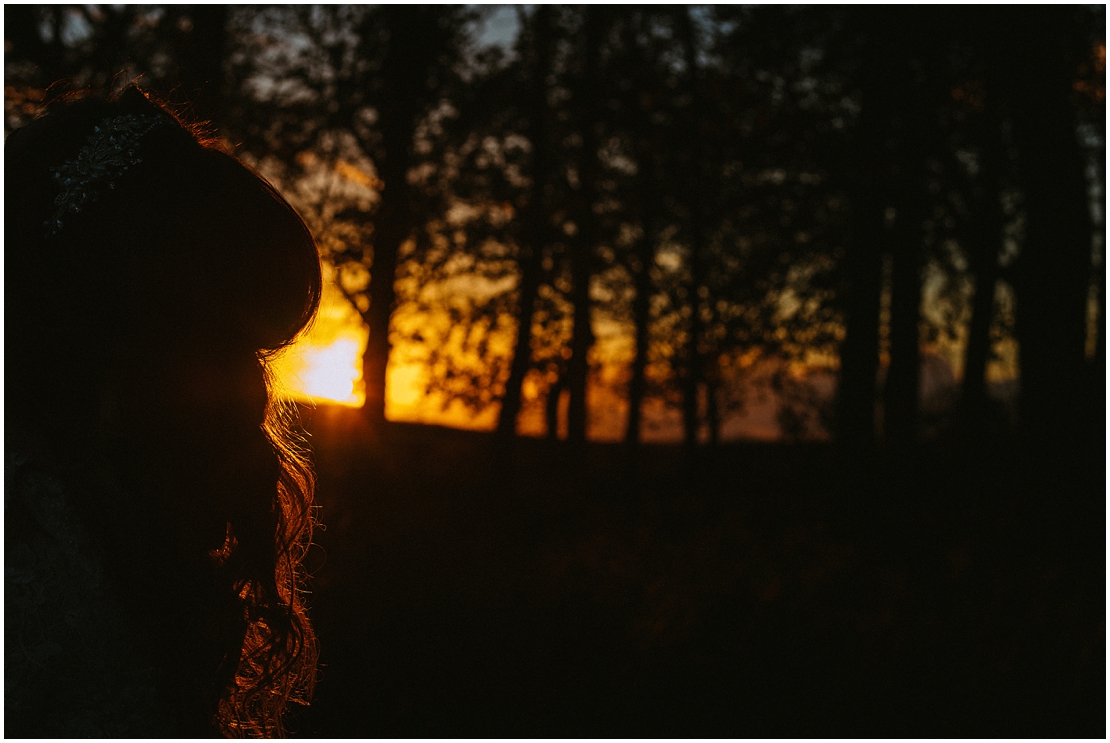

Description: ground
[287,404,1104,737]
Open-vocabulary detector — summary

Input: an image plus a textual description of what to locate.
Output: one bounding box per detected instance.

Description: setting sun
[298,338,364,405]
[270,271,367,407]
[273,334,365,407]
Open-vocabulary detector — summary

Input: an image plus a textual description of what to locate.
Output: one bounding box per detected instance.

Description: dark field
[289,405,1104,738]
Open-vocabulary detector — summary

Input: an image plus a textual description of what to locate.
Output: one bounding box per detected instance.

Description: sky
[474,5,521,53]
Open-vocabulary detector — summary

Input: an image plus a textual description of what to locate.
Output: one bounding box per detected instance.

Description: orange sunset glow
[269,275,497,424]
[278,336,364,407]
[274,325,506,428]
[270,274,366,407]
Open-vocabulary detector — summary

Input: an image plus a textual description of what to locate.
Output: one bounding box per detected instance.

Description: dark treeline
[7,5,1103,456]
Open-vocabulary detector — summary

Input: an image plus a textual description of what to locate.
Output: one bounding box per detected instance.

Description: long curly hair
[6,86,321,736]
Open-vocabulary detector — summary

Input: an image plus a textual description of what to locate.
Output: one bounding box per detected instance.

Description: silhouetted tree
[880,9,951,450]
[230,6,476,425]
[675,7,712,455]
[360,8,468,425]
[5,6,233,132]
[496,6,555,440]
[950,8,1012,438]
[620,14,666,449]
[565,7,608,446]
[10,5,1100,457]
[1001,8,1097,449]
[826,12,889,450]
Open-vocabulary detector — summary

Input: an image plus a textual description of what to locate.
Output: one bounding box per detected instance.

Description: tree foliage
[6,5,1103,447]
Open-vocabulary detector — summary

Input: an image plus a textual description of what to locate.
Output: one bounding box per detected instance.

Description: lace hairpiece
[45,113,171,239]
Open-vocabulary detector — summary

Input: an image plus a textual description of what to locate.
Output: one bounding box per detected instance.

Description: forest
[5,5,1105,737]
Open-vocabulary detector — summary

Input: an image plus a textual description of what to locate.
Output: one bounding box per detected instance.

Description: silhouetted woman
[6,87,321,736]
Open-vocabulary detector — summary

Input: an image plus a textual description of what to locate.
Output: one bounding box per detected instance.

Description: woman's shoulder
[5,444,175,738]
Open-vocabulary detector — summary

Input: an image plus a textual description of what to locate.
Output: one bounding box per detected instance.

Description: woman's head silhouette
[6,86,321,736]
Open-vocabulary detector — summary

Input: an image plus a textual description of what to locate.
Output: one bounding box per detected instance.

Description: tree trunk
[835,12,894,450]
[882,139,928,448]
[546,370,564,441]
[174,6,229,127]
[361,211,405,427]
[881,8,946,450]
[566,7,604,446]
[625,128,660,448]
[1002,8,1093,447]
[677,7,709,457]
[706,367,721,448]
[624,11,662,450]
[361,7,422,426]
[497,7,552,440]
[960,101,1007,435]
[883,203,924,449]
[836,213,884,450]
[1094,145,1106,446]
[625,227,653,447]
